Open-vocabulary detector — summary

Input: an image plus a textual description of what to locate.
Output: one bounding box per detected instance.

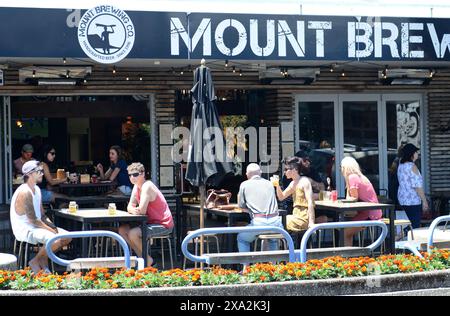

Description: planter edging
[1,268,450,296]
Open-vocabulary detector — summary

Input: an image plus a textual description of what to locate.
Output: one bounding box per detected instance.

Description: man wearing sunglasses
[118,162,174,267]
[10,160,71,273]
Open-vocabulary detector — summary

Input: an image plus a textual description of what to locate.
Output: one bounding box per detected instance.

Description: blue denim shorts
[147,224,173,237]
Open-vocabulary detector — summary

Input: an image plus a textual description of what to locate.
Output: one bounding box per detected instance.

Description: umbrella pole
[200,184,205,270]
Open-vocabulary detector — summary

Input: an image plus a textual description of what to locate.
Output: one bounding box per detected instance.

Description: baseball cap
[22,160,40,175]
[22,144,34,153]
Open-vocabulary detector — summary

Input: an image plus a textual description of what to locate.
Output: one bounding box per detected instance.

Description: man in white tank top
[10,160,71,273]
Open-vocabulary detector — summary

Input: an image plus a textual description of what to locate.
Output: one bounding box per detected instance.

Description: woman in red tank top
[118,163,174,267]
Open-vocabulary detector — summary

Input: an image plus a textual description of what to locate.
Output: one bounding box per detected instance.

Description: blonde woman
[340,156,382,246]
[274,157,318,232]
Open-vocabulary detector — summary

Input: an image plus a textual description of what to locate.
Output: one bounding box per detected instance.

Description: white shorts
[26,227,69,245]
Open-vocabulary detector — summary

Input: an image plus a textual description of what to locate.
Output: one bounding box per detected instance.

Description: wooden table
[314,201,396,253]
[182,204,287,253]
[48,208,149,266]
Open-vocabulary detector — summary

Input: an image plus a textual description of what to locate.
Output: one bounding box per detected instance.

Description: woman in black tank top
[39,145,67,203]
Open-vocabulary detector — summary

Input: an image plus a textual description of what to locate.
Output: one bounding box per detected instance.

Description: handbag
[205,189,232,209]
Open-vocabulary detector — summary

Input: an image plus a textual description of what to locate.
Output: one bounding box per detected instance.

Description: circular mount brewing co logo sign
[78,6,135,64]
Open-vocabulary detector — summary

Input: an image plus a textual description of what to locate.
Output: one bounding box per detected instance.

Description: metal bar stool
[379,218,414,253]
[14,238,55,271]
[317,229,336,248]
[182,232,220,269]
[148,233,174,270]
[254,234,288,251]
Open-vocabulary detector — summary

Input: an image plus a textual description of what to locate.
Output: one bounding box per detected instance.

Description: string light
[239,69,242,76]
[63,57,66,64]
[382,65,388,79]
[180,70,184,75]
[225,59,228,67]
[126,76,130,81]
[232,66,236,73]
[341,69,345,77]
[139,75,143,81]
[66,70,70,78]
[330,64,335,73]
[32,70,36,78]
[430,69,435,78]
[112,66,116,74]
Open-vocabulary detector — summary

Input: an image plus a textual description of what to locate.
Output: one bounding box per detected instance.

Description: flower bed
[1,249,449,291]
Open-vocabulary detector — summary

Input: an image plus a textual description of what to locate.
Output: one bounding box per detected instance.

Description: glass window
[343,101,380,192]
[298,101,335,188]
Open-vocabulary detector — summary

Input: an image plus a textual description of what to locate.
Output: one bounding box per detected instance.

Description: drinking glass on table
[108,203,117,215]
[68,201,78,214]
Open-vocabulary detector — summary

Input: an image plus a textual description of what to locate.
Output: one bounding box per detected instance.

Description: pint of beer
[57,169,66,180]
[270,175,279,187]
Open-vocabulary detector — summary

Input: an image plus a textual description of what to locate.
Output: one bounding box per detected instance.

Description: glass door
[338,95,381,195]
[296,93,426,199]
[295,95,338,189]
[382,94,425,194]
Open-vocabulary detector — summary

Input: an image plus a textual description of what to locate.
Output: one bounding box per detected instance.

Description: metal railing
[182,221,388,265]
[299,221,388,262]
[45,230,135,269]
[182,226,296,265]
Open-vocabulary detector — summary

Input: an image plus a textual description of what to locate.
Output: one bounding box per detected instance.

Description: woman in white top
[397,143,429,228]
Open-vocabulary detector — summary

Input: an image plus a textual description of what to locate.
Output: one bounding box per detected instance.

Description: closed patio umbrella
[185,59,233,263]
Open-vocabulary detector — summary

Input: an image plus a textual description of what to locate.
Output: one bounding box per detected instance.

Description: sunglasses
[128,172,142,178]
[284,167,294,171]
[49,152,56,156]
[30,168,44,175]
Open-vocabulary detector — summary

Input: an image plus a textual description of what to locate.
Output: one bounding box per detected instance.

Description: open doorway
[10,95,151,182]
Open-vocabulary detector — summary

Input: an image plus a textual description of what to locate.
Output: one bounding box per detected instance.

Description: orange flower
[259,276,266,281]
[112,283,118,288]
